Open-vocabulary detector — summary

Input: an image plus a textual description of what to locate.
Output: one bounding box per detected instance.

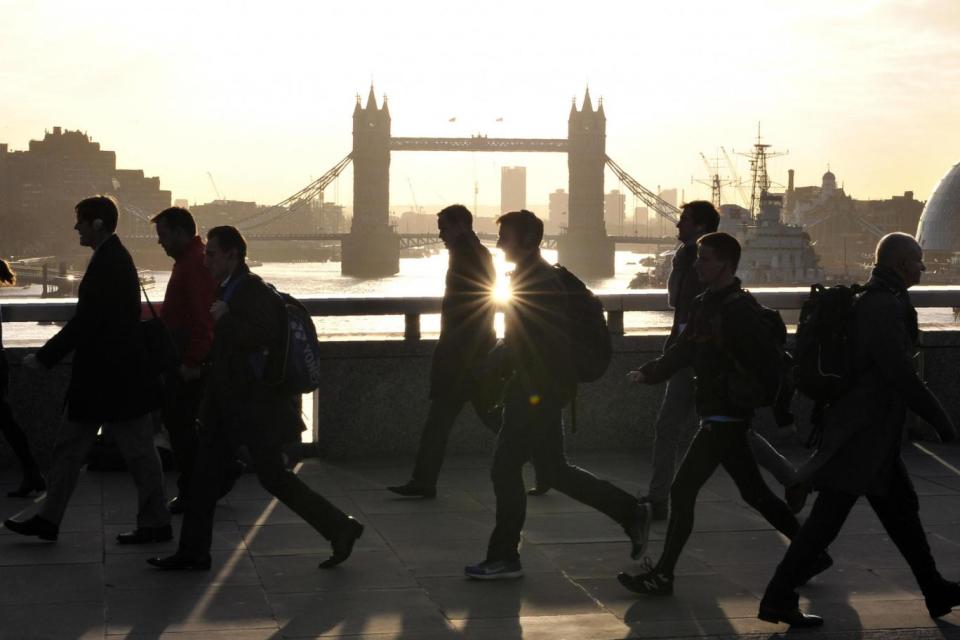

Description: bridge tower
[342,87,400,276]
[558,88,614,278]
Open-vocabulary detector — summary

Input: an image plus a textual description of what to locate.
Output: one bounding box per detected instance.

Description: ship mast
[740,123,787,218]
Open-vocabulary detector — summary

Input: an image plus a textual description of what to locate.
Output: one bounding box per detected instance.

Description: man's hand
[210,301,229,323]
[627,370,645,385]
[21,354,41,371]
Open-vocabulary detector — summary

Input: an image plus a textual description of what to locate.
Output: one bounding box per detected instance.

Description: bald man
[758,233,960,627]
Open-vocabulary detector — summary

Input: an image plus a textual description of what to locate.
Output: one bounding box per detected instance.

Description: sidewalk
[3,443,960,639]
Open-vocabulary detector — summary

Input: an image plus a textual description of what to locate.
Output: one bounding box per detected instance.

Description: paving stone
[253,549,417,593]
[390,538,556,577]
[0,601,105,639]
[0,562,103,604]
[450,612,629,639]
[362,510,492,543]
[106,584,277,634]
[349,488,488,515]
[268,588,455,637]
[580,573,760,620]
[105,549,260,589]
[0,529,102,565]
[536,540,713,579]
[419,573,603,619]
[240,522,388,556]
[227,494,361,526]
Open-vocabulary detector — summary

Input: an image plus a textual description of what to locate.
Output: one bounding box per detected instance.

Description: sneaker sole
[465,570,524,580]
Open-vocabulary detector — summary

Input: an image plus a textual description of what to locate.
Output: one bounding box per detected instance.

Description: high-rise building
[500,166,526,213]
[173,198,189,209]
[604,189,626,235]
[0,127,170,256]
[548,188,568,226]
[634,206,649,235]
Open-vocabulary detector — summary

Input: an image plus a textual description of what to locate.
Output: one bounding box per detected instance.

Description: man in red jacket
[152,207,217,513]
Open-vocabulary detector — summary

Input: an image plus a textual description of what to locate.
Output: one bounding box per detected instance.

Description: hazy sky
[2,0,958,215]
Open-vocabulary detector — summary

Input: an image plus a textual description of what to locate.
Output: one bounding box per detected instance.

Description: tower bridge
[231,88,679,277]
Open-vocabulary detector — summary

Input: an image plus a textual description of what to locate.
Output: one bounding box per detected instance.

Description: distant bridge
[228,232,678,251]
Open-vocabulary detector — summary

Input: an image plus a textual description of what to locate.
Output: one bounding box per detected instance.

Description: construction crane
[206,172,224,201]
[720,147,751,208]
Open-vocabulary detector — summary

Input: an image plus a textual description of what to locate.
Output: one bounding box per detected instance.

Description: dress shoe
[7,470,46,498]
[758,603,824,627]
[386,482,437,499]
[4,515,58,541]
[925,580,960,618]
[116,524,173,545]
[319,518,364,569]
[147,553,211,571]
[167,496,186,515]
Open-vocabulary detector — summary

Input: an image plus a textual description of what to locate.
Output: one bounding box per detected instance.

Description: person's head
[695,231,741,289]
[74,196,118,248]
[0,259,15,286]
[437,204,473,249]
[676,200,720,245]
[205,225,247,282]
[875,232,925,288]
[151,207,198,259]
[496,210,543,264]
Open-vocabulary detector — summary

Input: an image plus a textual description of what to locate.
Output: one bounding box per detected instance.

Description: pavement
[4,442,960,639]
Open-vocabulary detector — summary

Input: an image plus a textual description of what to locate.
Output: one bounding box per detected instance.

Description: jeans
[763,464,942,608]
[657,420,799,577]
[486,381,637,562]
[40,412,169,528]
[647,367,698,503]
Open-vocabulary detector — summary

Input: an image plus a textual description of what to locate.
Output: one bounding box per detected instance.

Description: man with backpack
[465,210,650,580]
[619,232,831,597]
[759,233,960,627]
[148,226,363,571]
[641,201,799,521]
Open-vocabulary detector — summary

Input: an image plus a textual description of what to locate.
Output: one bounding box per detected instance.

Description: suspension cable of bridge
[231,154,353,231]
[605,157,680,224]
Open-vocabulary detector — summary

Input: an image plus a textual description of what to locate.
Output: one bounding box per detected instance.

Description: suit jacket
[202,264,304,447]
[795,266,954,496]
[429,231,496,399]
[36,234,156,422]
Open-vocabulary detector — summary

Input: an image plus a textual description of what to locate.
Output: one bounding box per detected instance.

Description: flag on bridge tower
[448,117,457,122]
[496,117,503,122]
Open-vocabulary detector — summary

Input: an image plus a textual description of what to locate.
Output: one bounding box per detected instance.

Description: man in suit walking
[149,226,363,570]
[4,195,170,544]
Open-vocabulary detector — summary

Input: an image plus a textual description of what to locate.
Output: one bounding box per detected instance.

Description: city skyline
[2,0,958,210]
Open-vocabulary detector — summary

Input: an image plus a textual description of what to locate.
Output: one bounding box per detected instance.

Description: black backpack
[793,283,868,404]
[553,265,612,383]
[224,277,323,394]
[715,290,792,411]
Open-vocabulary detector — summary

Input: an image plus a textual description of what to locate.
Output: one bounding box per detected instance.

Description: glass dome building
[917,161,960,257]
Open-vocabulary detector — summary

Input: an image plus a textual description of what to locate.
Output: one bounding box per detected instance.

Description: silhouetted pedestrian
[619,232,830,598]
[148,226,362,571]
[4,196,169,544]
[388,205,503,499]
[0,259,45,498]
[465,210,649,580]
[759,233,960,627]
[641,202,797,521]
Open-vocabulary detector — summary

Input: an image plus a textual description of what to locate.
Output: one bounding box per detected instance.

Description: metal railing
[4,287,960,341]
